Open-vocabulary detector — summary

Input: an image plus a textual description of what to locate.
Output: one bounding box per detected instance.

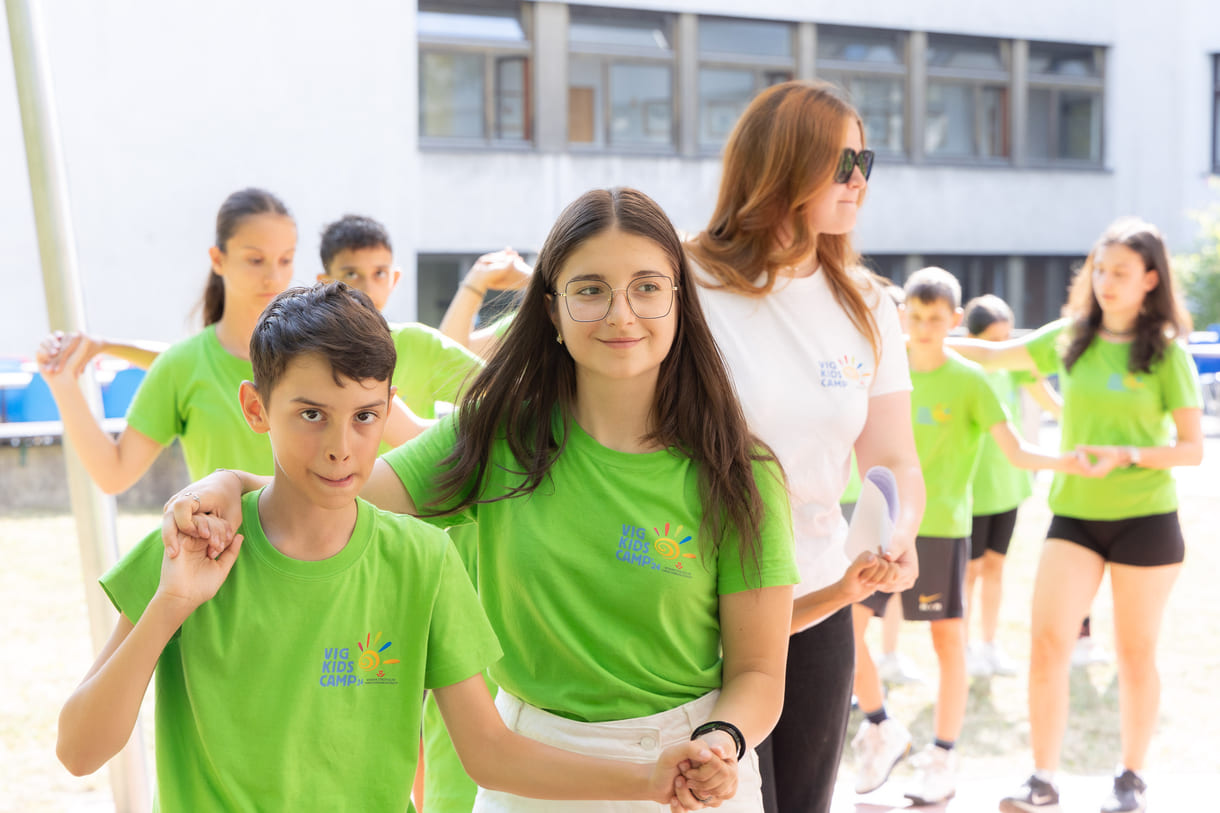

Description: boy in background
[849,268,1095,806]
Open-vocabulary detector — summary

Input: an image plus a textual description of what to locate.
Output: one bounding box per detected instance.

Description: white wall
[3,0,1219,357]
[1,1,418,358]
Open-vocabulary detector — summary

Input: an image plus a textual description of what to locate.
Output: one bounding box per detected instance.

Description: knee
[1029,623,1075,668]
[1114,638,1159,681]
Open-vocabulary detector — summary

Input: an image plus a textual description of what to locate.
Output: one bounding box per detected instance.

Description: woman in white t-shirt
[687,80,925,813]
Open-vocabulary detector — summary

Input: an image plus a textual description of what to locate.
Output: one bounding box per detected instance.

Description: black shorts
[970,509,1018,559]
[1047,512,1185,567]
[858,536,967,621]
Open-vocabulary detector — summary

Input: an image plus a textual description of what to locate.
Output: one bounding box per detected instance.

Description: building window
[925,35,1011,161]
[860,254,908,285]
[1026,42,1104,165]
[1022,256,1082,327]
[568,6,676,150]
[696,17,794,152]
[418,1,532,145]
[816,26,907,156]
[416,253,524,328]
[1213,54,1220,173]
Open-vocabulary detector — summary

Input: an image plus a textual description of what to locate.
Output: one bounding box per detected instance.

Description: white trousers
[472,689,764,812]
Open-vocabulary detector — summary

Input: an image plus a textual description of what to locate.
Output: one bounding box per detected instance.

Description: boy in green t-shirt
[849,268,1092,807]
[56,283,725,811]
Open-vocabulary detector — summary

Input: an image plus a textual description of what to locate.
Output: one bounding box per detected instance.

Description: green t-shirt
[1026,321,1202,520]
[911,353,1010,537]
[840,453,862,504]
[124,325,273,480]
[389,323,482,419]
[385,414,798,722]
[100,490,501,812]
[971,369,1035,515]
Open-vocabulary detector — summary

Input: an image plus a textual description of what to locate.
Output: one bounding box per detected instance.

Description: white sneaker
[984,641,1020,676]
[967,642,994,677]
[877,651,925,685]
[904,744,958,806]
[852,718,911,794]
[1071,636,1111,667]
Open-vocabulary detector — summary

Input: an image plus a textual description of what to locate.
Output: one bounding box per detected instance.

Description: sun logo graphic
[916,404,952,425]
[838,355,872,389]
[357,632,400,678]
[1108,372,1145,391]
[653,523,697,569]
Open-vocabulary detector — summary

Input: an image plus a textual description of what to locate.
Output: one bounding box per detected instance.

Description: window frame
[695,16,796,155]
[815,25,910,158]
[923,34,1013,165]
[1024,42,1106,168]
[417,2,535,150]
[1212,54,1220,174]
[567,7,679,155]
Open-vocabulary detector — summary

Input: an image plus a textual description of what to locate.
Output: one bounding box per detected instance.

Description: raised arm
[58,526,242,776]
[38,330,167,374]
[947,335,1041,374]
[438,250,531,359]
[36,337,163,494]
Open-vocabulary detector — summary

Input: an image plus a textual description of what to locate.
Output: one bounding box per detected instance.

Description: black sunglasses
[834,148,875,183]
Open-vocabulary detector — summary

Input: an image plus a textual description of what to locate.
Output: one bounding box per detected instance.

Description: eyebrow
[566,270,669,282]
[290,397,386,410]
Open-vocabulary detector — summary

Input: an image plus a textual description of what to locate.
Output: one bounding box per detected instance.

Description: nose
[848,165,867,188]
[604,288,635,324]
[326,425,351,463]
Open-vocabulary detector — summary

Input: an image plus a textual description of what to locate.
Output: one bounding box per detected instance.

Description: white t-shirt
[695,264,911,613]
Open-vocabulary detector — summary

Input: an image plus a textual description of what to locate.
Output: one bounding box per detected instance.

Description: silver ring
[181,491,202,509]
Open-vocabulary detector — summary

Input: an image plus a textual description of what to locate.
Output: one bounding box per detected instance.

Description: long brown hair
[200,188,292,326]
[430,188,778,578]
[1061,217,1192,373]
[687,80,881,361]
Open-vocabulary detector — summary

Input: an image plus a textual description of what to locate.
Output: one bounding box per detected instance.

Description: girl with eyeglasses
[162,187,800,812]
[686,80,925,813]
[950,218,1203,813]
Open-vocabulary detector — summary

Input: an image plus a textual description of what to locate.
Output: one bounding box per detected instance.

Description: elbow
[56,734,102,777]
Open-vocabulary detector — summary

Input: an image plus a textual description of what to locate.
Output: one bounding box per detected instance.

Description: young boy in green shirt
[849,267,1094,806]
[56,283,726,811]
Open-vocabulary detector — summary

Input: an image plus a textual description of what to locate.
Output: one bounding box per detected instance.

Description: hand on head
[468,248,532,292]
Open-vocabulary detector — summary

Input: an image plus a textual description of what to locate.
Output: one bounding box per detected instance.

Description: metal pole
[4,1,151,811]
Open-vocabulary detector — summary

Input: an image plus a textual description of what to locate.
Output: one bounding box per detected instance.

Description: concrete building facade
[3,0,1220,357]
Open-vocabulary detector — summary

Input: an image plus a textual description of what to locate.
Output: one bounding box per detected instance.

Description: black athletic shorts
[1047,512,1185,567]
[970,508,1018,559]
[859,536,967,621]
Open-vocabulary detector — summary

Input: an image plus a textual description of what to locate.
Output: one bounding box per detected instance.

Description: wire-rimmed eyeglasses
[552,275,679,322]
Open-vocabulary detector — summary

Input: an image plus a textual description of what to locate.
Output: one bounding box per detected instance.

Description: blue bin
[103,368,146,418]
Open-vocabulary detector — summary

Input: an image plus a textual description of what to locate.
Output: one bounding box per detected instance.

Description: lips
[316,473,354,488]
[600,338,642,348]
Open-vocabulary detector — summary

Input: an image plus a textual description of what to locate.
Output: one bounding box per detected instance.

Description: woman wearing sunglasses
[687,80,925,813]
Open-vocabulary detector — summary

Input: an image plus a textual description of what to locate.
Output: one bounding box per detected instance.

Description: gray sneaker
[999,774,1061,812]
[1100,769,1146,813]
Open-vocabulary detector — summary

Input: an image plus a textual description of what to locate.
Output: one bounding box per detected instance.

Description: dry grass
[2,426,1217,811]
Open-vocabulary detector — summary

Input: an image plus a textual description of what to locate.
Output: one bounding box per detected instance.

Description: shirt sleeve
[1160,342,1204,412]
[124,346,183,446]
[1024,320,1069,378]
[425,334,483,406]
[382,415,476,528]
[973,370,1011,431]
[716,457,798,595]
[423,540,503,689]
[99,526,166,624]
[869,290,913,398]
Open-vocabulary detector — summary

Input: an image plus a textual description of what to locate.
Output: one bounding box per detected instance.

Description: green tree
[1176,189,1220,331]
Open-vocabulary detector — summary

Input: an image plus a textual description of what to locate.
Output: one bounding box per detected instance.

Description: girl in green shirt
[954,218,1203,813]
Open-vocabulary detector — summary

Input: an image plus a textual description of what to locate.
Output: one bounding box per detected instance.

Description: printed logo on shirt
[318,632,401,687]
[915,404,952,425]
[918,593,944,612]
[1107,372,1145,392]
[616,522,696,579]
[817,356,872,390]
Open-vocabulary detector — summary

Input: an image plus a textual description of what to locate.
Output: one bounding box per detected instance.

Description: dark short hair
[319,215,393,272]
[250,282,395,399]
[904,266,961,309]
[964,294,1014,336]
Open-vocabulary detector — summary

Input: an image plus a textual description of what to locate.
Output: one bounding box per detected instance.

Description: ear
[1143,268,1160,293]
[208,245,225,276]
[239,381,271,434]
[898,303,908,330]
[389,266,402,291]
[546,293,561,332]
[316,272,333,283]
[951,307,964,330]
